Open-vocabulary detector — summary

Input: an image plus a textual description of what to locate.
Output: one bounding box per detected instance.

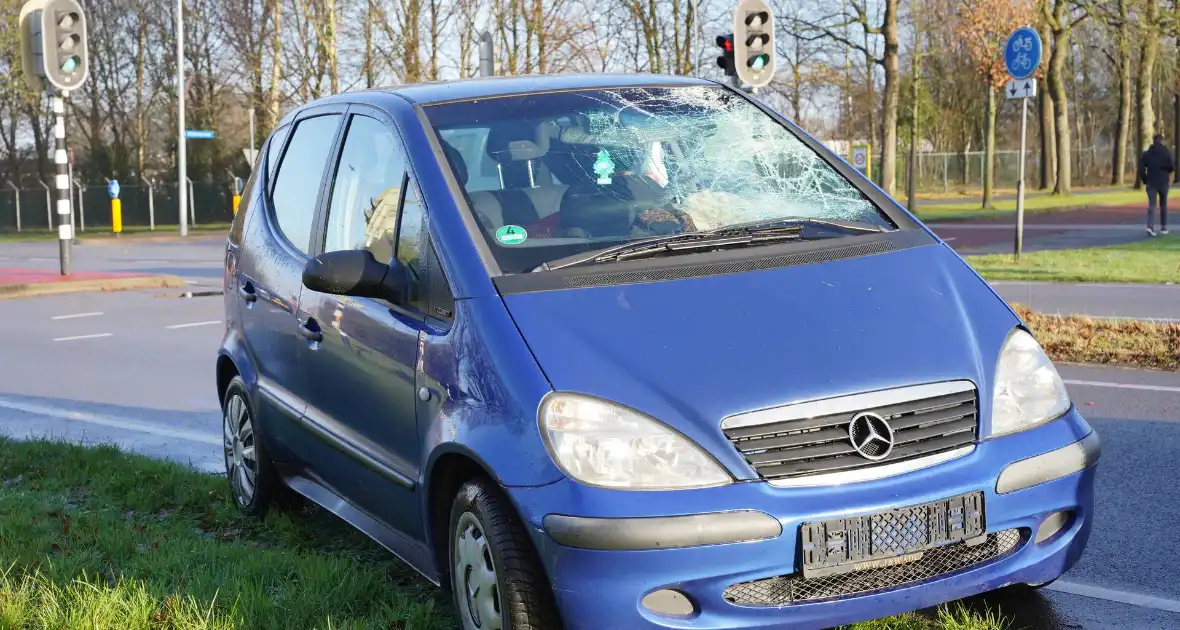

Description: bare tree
[798,0,902,195]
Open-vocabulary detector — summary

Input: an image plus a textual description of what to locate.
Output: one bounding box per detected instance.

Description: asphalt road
[990,281,1180,322]
[0,235,226,287]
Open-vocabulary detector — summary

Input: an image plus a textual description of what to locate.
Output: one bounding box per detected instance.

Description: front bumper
[507,409,1098,630]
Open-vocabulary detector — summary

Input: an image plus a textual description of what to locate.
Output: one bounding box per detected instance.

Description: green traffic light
[749,55,768,70]
[61,57,78,73]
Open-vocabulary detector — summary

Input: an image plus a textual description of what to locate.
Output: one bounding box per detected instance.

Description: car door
[236,108,345,460]
[294,107,429,541]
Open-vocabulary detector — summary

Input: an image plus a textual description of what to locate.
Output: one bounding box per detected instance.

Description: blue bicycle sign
[1004,26,1042,80]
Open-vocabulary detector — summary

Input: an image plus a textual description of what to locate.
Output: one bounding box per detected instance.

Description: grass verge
[918,190,1141,221]
[0,224,231,243]
[0,439,1018,629]
[1015,305,1180,371]
[966,234,1180,284]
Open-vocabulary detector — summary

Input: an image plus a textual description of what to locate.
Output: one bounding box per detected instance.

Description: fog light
[1035,510,1073,543]
[642,589,696,617]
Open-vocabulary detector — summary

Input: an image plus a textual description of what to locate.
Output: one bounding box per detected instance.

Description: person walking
[1139,133,1174,236]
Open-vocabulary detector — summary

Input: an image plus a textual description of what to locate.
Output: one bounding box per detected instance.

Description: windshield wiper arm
[535,216,889,272]
[538,228,802,271]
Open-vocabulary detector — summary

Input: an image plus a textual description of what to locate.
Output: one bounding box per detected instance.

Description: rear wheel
[448,478,562,630]
[222,376,299,517]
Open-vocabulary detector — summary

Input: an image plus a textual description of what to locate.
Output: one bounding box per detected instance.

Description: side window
[323,115,408,264]
[396,182,425,312]
[270,115,341,254]
[266,125,291,182]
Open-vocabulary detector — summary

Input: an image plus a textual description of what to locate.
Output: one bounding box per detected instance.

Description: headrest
[440,140,468,185]
[487,123,550,163]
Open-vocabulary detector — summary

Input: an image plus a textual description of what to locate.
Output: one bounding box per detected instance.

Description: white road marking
[1046,580,1180,614]
[53,333,113,342]
[51,312,104,320]
[1064,379,1180,394]
[166,320,221,330]
[942,237,957,242]
[990,280,1180,289]
[0,397,221,445]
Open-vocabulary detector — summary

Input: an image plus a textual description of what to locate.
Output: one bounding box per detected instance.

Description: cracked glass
[425,86,891,274]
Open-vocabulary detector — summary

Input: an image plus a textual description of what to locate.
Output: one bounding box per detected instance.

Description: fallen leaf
[62,517,70,535]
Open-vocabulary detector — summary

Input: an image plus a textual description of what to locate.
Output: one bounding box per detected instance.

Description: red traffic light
[716,34,734,52]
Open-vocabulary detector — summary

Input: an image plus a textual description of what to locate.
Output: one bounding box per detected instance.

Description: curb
[0,274,188,300]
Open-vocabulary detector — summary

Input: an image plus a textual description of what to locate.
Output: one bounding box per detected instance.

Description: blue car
[217,73,1100,630]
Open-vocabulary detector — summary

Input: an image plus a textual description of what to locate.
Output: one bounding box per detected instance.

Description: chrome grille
[721,381,978,483]
[723,529,1023,606]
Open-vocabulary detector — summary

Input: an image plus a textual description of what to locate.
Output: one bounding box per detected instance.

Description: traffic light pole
[52,91,71,275]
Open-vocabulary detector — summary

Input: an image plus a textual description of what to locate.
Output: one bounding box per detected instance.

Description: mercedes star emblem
[848,412,895,461]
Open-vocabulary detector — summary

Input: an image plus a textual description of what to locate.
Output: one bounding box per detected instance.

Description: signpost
[184,129,215,140]
[851,144,871,179]
[107,178,121,235]
[1004,26,1042,261]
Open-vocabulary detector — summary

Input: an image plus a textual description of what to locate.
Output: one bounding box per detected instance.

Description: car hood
[500,241,1022,480]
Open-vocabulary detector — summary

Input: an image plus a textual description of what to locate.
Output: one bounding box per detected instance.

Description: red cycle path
[0,267,155,286]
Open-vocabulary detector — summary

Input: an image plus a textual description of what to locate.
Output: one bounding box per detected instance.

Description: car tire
[448,478,563,630]
[1025,577,1058,590]
[222,376,299,518]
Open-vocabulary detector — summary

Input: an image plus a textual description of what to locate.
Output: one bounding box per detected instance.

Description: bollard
[107,178,121,236]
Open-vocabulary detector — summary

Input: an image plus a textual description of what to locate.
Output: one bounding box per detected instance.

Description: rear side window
[270,115,341,254]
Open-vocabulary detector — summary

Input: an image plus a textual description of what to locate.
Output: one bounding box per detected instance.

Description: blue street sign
[185,130,215,140]
[107,179,120,199]
[1004,26,1042,80]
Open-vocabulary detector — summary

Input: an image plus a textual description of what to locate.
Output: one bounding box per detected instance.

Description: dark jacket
[1140,143,1175,189]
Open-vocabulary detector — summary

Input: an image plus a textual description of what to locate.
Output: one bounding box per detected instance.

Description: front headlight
[990,328,1071,437]
[539,393,732,490]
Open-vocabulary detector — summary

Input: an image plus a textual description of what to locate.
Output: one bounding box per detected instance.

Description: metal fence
[866,147,1124,193]
[0,181,237,233]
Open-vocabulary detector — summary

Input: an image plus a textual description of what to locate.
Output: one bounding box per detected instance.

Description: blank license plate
[800,491,985,578]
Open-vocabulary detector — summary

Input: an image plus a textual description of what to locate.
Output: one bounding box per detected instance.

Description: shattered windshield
[424,86,891,274]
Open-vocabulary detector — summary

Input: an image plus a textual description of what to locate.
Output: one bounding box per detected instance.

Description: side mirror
[302,249,407,304]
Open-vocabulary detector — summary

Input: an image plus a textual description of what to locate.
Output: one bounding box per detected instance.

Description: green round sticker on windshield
[495,225,527,245]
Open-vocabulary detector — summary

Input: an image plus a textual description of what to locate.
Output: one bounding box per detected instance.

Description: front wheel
[448,478,562,630]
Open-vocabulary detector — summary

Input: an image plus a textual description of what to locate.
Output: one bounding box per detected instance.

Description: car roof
[276,73,723,129]
[387,73,717,105]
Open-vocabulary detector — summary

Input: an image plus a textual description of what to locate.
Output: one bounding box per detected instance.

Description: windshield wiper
[536,217,888,272]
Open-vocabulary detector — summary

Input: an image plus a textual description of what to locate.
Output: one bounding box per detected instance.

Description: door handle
[298,318,323,344]
[238,282,257,303]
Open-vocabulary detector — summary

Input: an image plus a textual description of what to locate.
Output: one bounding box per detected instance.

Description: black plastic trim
[494,229,934,294]
[543,511,783,550]
[301,407,417,491]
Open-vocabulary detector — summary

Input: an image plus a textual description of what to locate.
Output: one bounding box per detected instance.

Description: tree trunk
[1112,0,1131,186]
[1134,1,1160,190]
[1048,17,1070,195]
[135,14,147,177]
[266,0,283,131]
[1037,22,1055,190]
[364,1,374,88]
[984,84,996,208]
[879,0,900,195]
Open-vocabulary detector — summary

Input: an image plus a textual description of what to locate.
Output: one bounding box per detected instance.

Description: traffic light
[38,0,89,91]
[715,34,736,76]
[733,0,774,89]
